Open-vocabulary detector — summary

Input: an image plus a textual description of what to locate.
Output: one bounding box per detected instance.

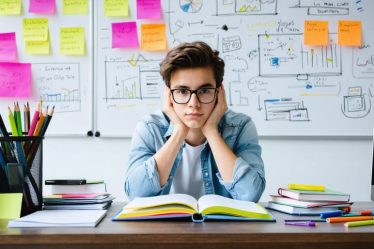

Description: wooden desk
[1,202,374,249]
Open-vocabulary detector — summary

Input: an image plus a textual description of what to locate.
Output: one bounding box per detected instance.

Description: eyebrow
[173,83,215,89]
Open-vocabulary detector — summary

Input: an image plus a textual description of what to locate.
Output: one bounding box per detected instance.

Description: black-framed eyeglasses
[170,88,218,104]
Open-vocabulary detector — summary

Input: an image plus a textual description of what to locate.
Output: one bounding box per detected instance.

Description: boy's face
[169,67,217,129]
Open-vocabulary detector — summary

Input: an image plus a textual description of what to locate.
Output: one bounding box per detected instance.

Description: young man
[125,41,265,202]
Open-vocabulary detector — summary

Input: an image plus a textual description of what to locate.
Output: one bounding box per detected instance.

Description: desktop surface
[1,202,374,249]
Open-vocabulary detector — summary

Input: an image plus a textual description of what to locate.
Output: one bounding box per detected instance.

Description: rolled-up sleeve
[124,122,163,200]
[216,120,265,202]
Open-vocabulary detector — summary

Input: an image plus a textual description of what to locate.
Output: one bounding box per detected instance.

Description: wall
[42,137,372,202]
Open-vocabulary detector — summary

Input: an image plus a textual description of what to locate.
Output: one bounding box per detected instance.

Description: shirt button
[204,172,209,177]
[205,182,210,187]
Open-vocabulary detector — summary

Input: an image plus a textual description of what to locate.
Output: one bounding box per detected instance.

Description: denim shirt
[124,109,265,202]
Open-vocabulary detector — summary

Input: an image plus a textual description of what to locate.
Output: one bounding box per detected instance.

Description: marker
[344,219,374,228]
[284,219,326,223]
[327,216,373,223]
[284,221,316,227]
[288,183,325,192]
[360,210,374,216]
[320,210,343,219]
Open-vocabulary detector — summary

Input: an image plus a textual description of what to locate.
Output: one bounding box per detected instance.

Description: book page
[125,194,198,211]
[198,195,267,215]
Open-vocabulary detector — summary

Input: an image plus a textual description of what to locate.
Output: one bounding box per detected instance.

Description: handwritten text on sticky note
[0,32,17,61]
[23,18,49,42]
[29,0,56,14]
[112,22,138,48]
[304,20,328,46]
[104,0,128,17]
[141,24,167,51]
[0,0,22,15]
[63,0,88,15]
[137,0,161,19]
[0,62,31,97]
[338,20,362,46]
[60,27,85,55]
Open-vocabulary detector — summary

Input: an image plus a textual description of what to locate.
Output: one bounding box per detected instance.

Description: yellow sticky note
[0,0,22,15]
[60,27,86,55]
[0,193,23,219]
[304,20,329,46]
[104,0,128,17]
[23,18,49,42]
[141,24,167,51]
[26,40,50,54]
[338,20,362,46]
[63,0,88,15]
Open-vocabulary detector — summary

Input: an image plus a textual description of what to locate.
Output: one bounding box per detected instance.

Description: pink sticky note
[0,33,17,62]
[112,22,139,48]
[137,0,161,19]
[0,62,31,98]
[29,0,56,14]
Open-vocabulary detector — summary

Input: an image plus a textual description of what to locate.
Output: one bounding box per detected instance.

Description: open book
[113,194,274,222]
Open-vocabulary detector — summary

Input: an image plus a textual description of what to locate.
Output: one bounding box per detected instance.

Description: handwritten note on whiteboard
[304,20,328,46]
[104,0,128,17]
[0,0,22,15]
[137,0,161,19]
[23,18,49,42]
[141,23,166,51]
[112,22,138,48]
[0,62,31,97]
[60,27,86,55]
[63,0,88,15]
[338,20,362,46]
[29,0,56,14]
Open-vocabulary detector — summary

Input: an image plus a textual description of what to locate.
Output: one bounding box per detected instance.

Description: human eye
[198,88,214,95]
[174,89,189,95]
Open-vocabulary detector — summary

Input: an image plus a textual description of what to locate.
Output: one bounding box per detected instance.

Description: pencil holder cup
[0,136,43,217]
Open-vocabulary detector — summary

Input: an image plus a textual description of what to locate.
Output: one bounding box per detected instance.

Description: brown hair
[160,41,225,87]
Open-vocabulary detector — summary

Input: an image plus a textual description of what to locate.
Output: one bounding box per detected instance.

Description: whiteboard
[0,0,93,136]
[95,0,374,137]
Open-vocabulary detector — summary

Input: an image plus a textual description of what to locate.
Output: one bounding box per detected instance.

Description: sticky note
[60,27,85,55]
[0,193,23,219]
[104,0,128,17]
[63,0,88,15]
[112,22,139,48]
[141,23,167,51]
[29,0,56,14]
[0,62,31,97]
[0,32,17,61]
[137,0,161,19]
[0,0,22,15]
[304,20,329,46]
[338,20,362,46]
[26,40,50,54]
[23,18,49,42]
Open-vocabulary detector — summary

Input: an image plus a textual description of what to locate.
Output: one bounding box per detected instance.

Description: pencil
[40,105,54,136]
[8,107,18,136]
[15,102,22,136]
[26,102,30,132]
[33,106,47,136]
[344,219,374,228]
[28,101,41,136]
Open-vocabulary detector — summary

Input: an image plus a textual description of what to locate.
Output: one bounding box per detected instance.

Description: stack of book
[43,179,114,210]
[267,185,352,216]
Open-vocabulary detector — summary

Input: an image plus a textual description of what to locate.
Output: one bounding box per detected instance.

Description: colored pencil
[327,216,373,223]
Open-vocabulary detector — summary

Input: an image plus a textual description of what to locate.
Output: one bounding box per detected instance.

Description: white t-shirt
[169,142,206,199]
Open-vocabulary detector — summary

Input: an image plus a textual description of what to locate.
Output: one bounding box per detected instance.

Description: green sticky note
[0,193,22,219]
[104,0,128,17]
[63,0,88,15]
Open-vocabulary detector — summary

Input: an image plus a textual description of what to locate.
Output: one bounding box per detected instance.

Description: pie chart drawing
[180,0,203,13]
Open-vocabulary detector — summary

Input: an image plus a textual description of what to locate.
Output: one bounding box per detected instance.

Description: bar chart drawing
[259,33,342,78]
[32,63,81,113]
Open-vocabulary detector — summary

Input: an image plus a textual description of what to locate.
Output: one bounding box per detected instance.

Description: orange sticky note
[304,20,328,46]
[141,24,167,51]
[338,20,362,46]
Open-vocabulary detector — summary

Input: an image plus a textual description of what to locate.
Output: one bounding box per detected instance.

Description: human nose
[188,91,201,107]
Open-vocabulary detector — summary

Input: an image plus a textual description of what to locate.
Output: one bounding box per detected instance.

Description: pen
[327,216,373,223]
[320,210,343,218]
[288,183,325,192]
[344,219,374,228]
[284,219,326,222]
[284,221,316,227]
